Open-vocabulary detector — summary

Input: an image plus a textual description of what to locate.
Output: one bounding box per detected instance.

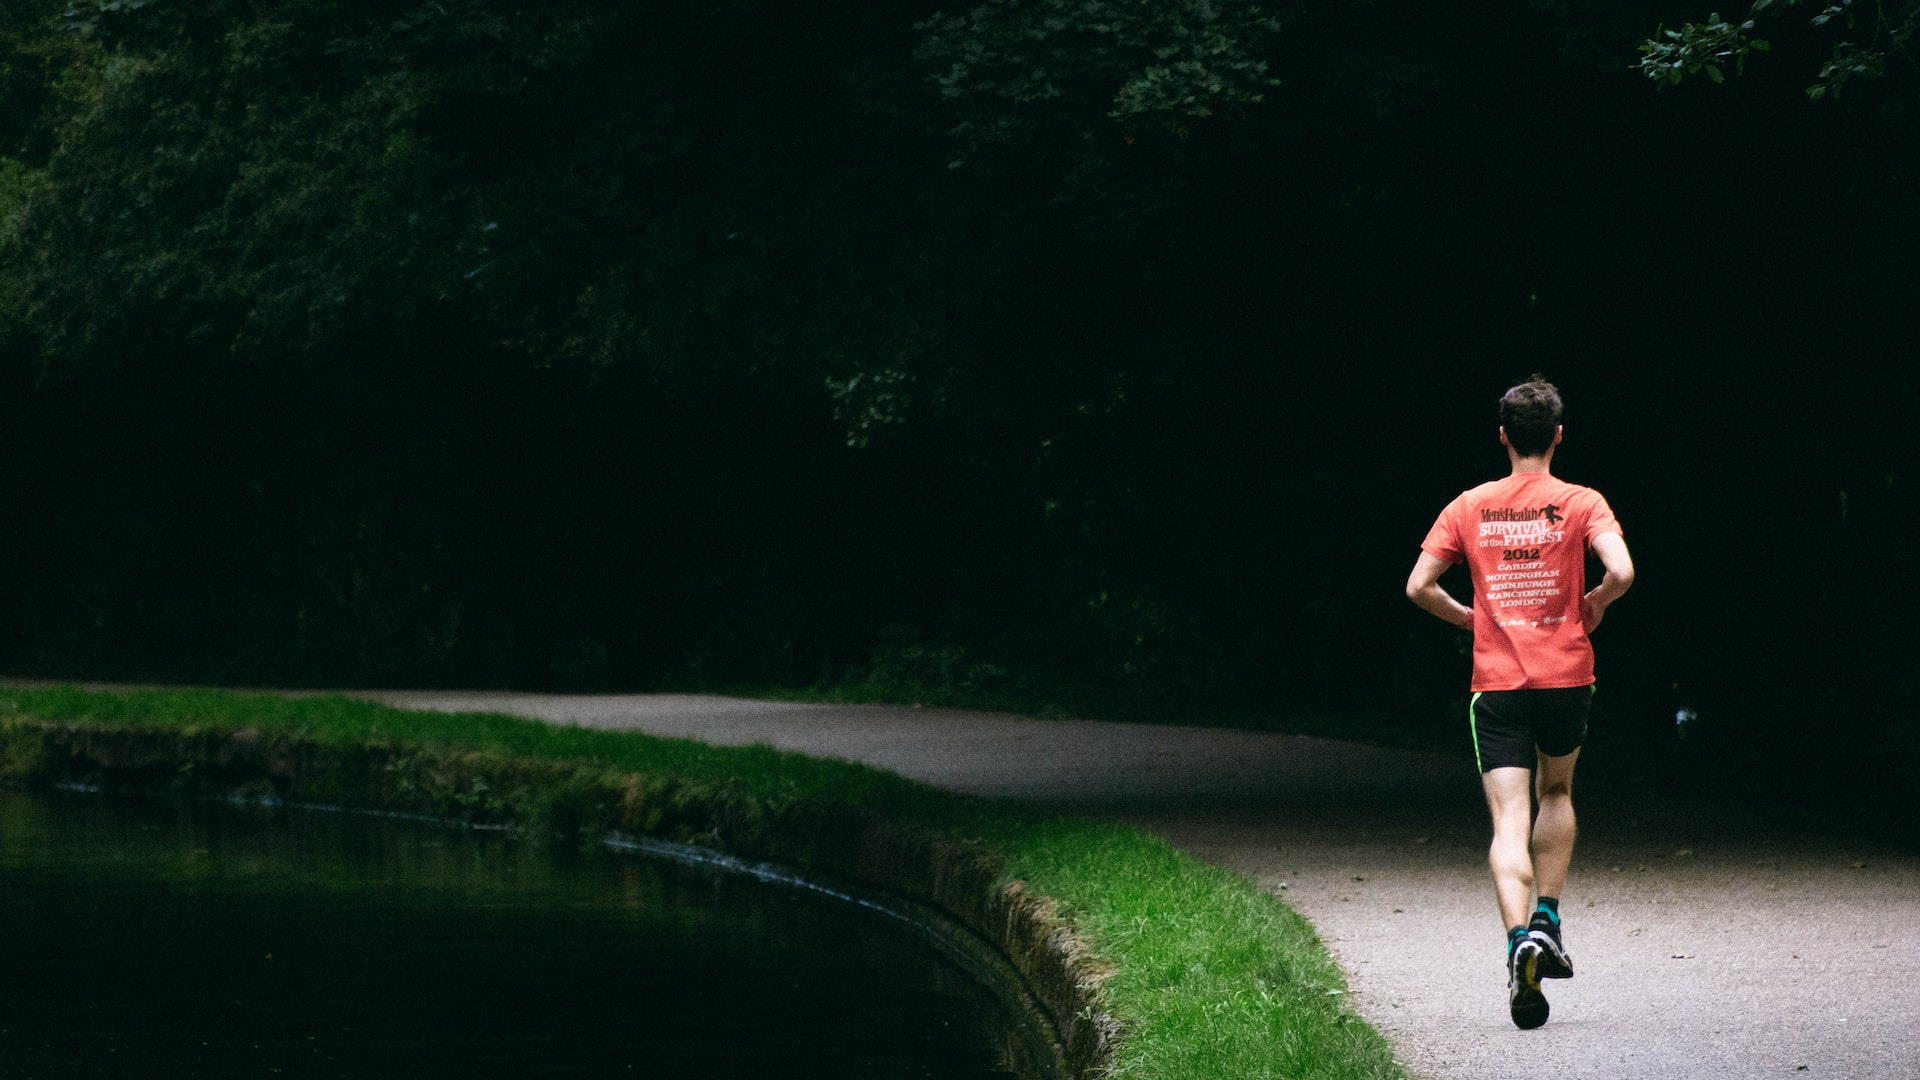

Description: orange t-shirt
[1421,473,1622,691]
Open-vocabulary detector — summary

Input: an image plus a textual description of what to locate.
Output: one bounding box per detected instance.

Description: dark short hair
[1499,375,1562,456]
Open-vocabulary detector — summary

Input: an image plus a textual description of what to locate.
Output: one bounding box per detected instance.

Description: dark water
[0,790,1049,1079]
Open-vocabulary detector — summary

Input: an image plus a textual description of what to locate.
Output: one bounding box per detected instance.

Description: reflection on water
[0,790,1044,1079]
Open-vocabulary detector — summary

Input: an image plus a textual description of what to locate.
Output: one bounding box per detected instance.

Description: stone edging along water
[0,720,1119,1079]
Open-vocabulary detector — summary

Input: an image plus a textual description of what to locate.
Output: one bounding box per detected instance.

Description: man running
[1404,375,1635,1030]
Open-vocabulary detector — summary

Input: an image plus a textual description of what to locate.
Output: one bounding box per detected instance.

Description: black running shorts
[1468,686,1593,773]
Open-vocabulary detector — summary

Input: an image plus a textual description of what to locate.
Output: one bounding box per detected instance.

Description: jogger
[1405,375,1634,1029]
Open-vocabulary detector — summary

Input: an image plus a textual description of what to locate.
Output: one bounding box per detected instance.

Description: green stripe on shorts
[1469,691,1484,773]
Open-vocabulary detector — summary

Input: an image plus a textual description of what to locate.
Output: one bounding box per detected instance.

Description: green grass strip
[0,685,1405,1080]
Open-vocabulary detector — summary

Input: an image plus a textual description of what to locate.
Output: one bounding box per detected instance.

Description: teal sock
[1507,925,1529,957]
[1532,897,1561,927]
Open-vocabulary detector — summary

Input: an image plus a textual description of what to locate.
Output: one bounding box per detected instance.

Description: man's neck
[1508,451,1554,476]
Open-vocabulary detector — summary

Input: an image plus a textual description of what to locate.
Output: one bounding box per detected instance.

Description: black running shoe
[1528,922,1574,979]
[1508,939,1550,1030]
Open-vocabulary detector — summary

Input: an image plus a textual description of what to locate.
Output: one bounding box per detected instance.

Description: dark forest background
[2,1,1914,833]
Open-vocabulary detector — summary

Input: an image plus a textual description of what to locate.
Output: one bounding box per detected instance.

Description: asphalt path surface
[26,684,1919,1079]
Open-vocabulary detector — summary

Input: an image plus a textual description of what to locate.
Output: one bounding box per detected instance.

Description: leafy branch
[1639,0,1919,97]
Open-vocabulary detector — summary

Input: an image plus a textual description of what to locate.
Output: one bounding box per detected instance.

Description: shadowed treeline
[1,1,1913,834]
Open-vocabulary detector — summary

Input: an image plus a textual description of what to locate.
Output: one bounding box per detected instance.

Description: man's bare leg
[1482,765,1537,930]
[1526,748,1580,979]
[1531,749,1580,900]
[1485,764,1551,1028]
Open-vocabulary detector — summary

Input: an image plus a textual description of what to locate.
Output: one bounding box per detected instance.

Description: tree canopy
[1,0,1913,831]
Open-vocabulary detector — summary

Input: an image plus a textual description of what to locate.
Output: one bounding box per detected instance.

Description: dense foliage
[2,1,1914,827]
[1641,0,1918,96]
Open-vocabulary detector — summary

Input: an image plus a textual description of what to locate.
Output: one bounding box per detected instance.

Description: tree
[1640,0,1919,97]
[914,0,1284,161]
[1,0,982,395]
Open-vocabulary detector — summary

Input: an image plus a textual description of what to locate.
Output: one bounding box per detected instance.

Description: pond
[0,789,1054,1079]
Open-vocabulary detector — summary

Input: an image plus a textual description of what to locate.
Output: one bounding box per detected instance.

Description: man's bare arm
[1406,551,1472,630]
[1581,531,1634,632]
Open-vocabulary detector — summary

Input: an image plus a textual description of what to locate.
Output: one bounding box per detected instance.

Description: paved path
[28,683,1919,1078]
[340,691,1917,1080]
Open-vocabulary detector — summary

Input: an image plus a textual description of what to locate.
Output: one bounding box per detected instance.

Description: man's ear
[1498,426,1511,448]
[1553,425,1564,447]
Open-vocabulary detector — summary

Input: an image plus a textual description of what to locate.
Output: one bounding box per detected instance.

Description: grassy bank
[0,685,1405,1080]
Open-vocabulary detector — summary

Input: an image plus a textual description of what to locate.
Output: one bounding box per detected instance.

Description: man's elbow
[1404,579,1426,604]
[1610,564,1636,592]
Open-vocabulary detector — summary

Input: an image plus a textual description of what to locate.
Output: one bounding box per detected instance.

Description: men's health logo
[1479,504,1562,524]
